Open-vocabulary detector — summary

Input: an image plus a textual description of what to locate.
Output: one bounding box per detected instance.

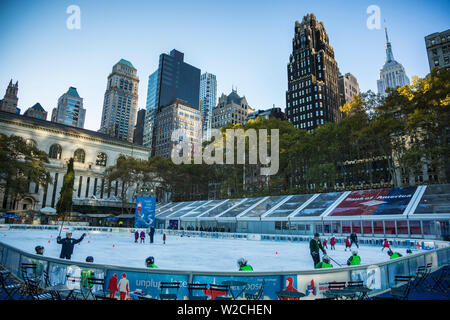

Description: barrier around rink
[0,225,449,300]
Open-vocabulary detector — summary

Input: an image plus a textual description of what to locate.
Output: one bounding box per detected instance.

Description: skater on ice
[315,255,333,269]
[387,249,402,260]
[381,239,390,251]
[346,250,361,266]
[140,231,145,243]
[344,236,351,251]
[163,233,166,244]
[56,230,86,260]
[330,235,336,250]
[350,232,359,249]
[148,225,155,244]
[237,257,253,271]
[35,245,44,255]
[145,256,159,268]
[322,238,328,249]
[134,230,139,243]
[310,233,327,268]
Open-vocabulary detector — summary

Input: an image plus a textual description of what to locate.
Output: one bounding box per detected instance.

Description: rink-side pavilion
[154,184,450,240]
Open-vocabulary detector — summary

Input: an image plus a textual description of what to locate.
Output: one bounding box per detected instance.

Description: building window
[49,144,62,160]
[74,149,86,163]
[96,152,107,166]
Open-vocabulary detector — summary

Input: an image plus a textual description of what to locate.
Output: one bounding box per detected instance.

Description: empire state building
[377,26,410,97]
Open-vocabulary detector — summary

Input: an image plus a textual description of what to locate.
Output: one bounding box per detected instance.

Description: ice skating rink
[0,230,419,272]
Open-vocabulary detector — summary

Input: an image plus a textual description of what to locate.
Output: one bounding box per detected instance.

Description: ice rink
[0,230,418,272]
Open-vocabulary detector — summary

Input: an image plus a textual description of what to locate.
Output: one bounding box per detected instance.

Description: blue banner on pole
[134,196,156,228]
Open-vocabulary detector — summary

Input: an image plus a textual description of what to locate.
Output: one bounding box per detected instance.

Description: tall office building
[338,72,360,107]
[285,14,341,132]
[425,29,450,71]
[0,80,19,114]
[143,49,200,151]
[51,87,86,128]
[199,72,217,141]
[377,26,410,97]
[133,109,146,145]
[153,99,202,158]
[100,59,139,142]
[211,89,254,129]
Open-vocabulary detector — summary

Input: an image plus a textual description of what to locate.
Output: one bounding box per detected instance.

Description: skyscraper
[285,14,341,132]
[143,49,200,151]
[0,80,19,114]
[133,109,146,146]
[100,59,139,142]
[377,26,410,97]
[199,72,217,141]
[51,87,86,128]
[153,99,202,159]
[338,72,360,107]
[425,29,450,71]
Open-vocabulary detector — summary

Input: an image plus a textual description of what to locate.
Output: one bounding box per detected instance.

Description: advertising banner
[329,187,417,216]
[105,269,189,300]
[134,196,156,228]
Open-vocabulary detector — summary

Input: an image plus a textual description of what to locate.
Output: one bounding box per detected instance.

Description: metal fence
[1,226,449,300]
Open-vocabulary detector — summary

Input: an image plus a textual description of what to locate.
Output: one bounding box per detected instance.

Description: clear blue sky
[0,0,448,131]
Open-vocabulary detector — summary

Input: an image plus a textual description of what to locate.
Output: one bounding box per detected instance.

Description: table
[221,281,248,300]
[276,290,306,300]
[46,284,76,300]
[322,288,357,300]
[345,286,372,300]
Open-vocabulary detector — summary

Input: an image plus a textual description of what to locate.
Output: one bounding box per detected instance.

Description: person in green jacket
[146,256,159,268]
[388,249,403,260]
[31,246,45,275]
[237,257,253,271]
[347,250,361,266]
[310,233,327,268]
[81,256,95,289]
[315,255,333,269]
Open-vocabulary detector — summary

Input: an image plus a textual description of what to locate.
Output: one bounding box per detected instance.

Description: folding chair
[187,283,209,300]
[328,281,346,290]
[66,275,87,300]
[346,281,364,288]
[159,282,180,300]
[245,280,265,300]
[209,284,232,300]
[390,275,414,300]
[20,264,41,296]
[0,271,23,300]
[87,277,107,300]
[428,264,449,293]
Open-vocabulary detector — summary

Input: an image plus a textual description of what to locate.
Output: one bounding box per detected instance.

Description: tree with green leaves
[0,134,51,209]
[56,158,75,218]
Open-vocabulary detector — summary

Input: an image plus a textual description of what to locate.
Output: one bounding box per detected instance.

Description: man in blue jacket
[57,231,86,260]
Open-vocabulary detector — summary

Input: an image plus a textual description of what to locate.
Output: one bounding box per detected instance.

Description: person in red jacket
[330,235,336,250]
[163,233,166,244]
[322,239,328,249]
[108,273,118,299]
[382,238,390,252]
[345,237,351,251]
